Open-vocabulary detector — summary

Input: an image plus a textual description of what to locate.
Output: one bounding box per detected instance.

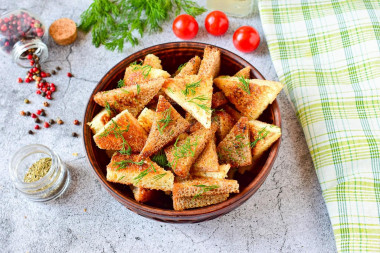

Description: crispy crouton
[173,177,239,198]
[212,91,228,108]
[214,110,236,142]
[234,66,251,79]
[94,78,164,117]
[217,117,252,167]
[162,75,213,129]
[140,96,190,160]
[87,109,115,134]
[221,104,241,121]
[191,164,231,179]
[123,64,170,86]
[143,54,162,69]
[185,112,198,125]
[173,194,229,211]
[165,123,218,178]
[192,135,219,172]
[107,153,174,191]
[131,186,155,203]
[137,108,156,132]
[94,109,147,152]
[198,46,221,78]
[175,56,202,78]
[238,120,281,174]
[214,77,284,120]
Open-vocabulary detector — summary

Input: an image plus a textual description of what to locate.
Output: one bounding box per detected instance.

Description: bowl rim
[83,42,281,221]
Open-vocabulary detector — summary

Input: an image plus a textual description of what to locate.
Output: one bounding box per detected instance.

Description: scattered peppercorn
[31,113,37,118]
[35,118,41,123]
[18,78,23,83]
[40,111,46,117]
[43,102,49,107]
[67,72,73,78]
[51,70,56,75]
[36,109,42,115]
[73,119,80,125]
[72,132,78,137]
[24,99,30,104]
[44,122,50,128]
[57,119,64,125]
[26,111,31,116]
[34,125,40,130]
[28,130,34,135]
[20,111,26,116]
[49,119,55,125]
[41,92,46,97]
[56,66,61,71]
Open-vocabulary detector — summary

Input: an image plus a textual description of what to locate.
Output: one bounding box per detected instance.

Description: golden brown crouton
[214,77,284,120]
[165,123,218,178]
[173,194,229,211]
[143,54,162,69]
[94,109,147,152]
[212,91,228,108]
[214,110,236,142]
[140,96,190,160]
[137,108,156,133]
[217,117,252,167]
[107,153,174,191]
[87,109,115,134]
[234,66,251,79]
[162,75,213,129]
[198,46,221,78]
[192,134,219,172]
[191,164,231,179]
[93,78,164,117]
[131,186,155,203]
[238,120,281,174]
[175,56,202,78]
[123,63,170,86]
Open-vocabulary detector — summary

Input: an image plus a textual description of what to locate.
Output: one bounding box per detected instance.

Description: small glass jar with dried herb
[9,144,70,202]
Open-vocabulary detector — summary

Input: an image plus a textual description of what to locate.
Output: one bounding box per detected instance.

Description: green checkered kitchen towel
[259,0,380,252]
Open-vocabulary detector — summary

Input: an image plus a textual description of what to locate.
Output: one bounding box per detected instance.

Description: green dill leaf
[118,176,125,181]
[237,76,251,94]
[250,127,269,148]
[114,159,145,171]
[133,169,149,184]
[193,184,219,198]
[105,101,116,116]
[136,84,141,94]
[177,63,187,72]
[151,150,169,168]
[169,136,199,170]
[157,108,173,134]
[182,79,201,96]
[152,173,167,181]
[117,79,125,88]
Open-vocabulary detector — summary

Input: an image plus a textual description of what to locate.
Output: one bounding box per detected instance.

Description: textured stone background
[0,1,336,252]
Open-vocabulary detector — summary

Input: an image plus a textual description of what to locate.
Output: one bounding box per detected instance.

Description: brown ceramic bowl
[83,42,281,223]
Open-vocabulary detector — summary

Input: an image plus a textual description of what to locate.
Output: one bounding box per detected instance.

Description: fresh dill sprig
[117,79,125,88]
[250,127,269,148]
[177,63,187,72]
[157,108,173,134]
[237,76,251,94]
[152,173,167,181]
[169,136,199,170]
[136,84,141,94]
[118,176,125,181]
[78,0,206,52]
[133,169,149,184]
[131,64,152,78]
[105,101,117,116]
[114,159,145,171]
[193,184,220,198]
[182,79,201,96]
[151,150,169,168]
[99,120,131,155]
[188,95,211,113]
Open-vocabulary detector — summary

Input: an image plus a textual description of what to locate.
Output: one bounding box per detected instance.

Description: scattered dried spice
[24,157,51,183]
[57,119,64,125]
[72,132,78,137]
[25,111,31,116]
[24,99,30,104]
[73,119,80,125]
[20,111,26,116]
[43,102,49,107]
[28,130,34,135]
[49,119,55,125]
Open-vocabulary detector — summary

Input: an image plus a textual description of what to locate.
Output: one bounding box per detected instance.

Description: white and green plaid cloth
[259,0,380,251]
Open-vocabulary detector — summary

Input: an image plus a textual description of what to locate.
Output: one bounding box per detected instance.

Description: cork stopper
[49,18,77,46]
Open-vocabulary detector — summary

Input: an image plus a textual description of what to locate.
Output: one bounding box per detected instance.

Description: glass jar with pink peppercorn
[0,9,48,68]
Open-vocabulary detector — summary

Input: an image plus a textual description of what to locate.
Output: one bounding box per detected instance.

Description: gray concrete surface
[0,1,336,252]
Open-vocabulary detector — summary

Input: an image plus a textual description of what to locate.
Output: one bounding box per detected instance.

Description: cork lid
[49,18,77,46]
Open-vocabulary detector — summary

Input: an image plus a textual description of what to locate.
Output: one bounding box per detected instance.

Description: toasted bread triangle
[214,110,236,142]
[238,120,281,174]
[173,194,229,211]
[123,64,170,86]
[93,78,164,117]
[192,134,219,172]
[217,117,252,167]
[107,153,174,191]
[165,123,218,178]
[175,56,201,78]
[198,46,221,78]
[214,77,284,120]
[140,96,190,160]
[162,75,213,128]
[143,54,162,69]
[94,109,147,152]
[234,67,251,79]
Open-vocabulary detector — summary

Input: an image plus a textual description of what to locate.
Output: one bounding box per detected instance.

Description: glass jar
[0,9,48,68]
[206,0,255,17]
[9,144,70,202]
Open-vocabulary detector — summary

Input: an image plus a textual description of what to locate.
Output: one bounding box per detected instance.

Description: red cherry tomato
[205,11,229,36]
[233,26,260,53]
[172,14,199,40]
